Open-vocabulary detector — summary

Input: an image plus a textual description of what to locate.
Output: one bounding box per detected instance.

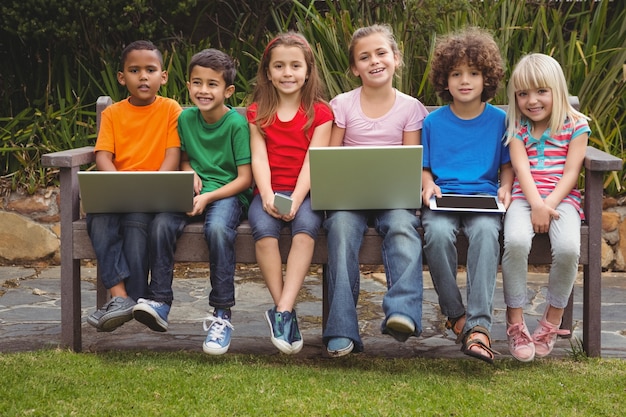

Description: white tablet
[274,193,293,215]
[429,194,506,213]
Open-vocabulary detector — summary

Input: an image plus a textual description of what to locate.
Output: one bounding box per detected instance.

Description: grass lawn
[1,349,625,416]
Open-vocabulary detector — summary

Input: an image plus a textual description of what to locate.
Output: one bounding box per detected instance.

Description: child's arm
[288,120,333,219]
[180,151,202,196]
[509,139,557,233]
[498,162,514,208]
[95,151,116,171]
[159,147,181,171]
[250,123,279,217]
[190,164,252,217]
[421,169,441,206]
[329,123,345,146]
[543,133,588,210]
[402,130,420,146]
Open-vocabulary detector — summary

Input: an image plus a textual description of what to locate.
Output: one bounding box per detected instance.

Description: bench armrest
[584,146,623,172]
[41,146,95,168]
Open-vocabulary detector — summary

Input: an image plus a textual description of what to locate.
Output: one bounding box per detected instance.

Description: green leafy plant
[1,0,624,195]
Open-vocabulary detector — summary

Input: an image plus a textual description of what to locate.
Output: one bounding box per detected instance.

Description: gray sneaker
[87,296,136,332]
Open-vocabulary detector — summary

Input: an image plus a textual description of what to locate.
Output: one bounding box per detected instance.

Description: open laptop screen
[78,171,194,213]
[309,145,423,211]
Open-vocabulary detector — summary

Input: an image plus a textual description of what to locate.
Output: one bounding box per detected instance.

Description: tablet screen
[436,195,499,210]
[429,194,505,213]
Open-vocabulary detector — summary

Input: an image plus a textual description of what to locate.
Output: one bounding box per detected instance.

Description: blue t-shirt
[422,103,509,195]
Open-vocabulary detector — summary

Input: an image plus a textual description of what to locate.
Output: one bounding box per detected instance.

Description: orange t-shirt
[95,96,182,171]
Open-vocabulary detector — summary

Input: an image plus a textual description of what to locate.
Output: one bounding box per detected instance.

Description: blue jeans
[201,196,243,309]
[323,209,423,352]
[421,208,502,333]
[248,193,322,240]
[86,212,186,303]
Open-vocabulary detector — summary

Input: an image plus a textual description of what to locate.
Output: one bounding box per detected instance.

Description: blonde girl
[246,32,333,354]
[502,53,590,361]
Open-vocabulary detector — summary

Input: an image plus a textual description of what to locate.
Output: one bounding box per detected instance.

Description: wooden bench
[42,95,623,356]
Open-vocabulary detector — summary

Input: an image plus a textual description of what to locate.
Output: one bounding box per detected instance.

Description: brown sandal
[461,325,498,365]
[445,314,466,343]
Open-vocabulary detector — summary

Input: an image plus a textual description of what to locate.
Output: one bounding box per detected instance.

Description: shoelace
[507,322,533,347]
[534,322,570,344]
[137,298,163,308]
[203,316,234,341]
[106,297,126,311]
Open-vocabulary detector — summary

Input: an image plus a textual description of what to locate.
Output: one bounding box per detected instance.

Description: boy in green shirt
[178,48,252,355]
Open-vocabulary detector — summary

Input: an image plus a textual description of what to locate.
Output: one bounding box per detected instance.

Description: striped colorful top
[511,117,591,219]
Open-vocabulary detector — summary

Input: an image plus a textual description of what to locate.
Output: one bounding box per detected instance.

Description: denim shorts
[248,192,323,241]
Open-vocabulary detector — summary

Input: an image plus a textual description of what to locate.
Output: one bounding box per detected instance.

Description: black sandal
[461,325,498,365]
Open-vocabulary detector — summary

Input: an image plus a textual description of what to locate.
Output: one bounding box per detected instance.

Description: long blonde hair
[506,53,588,144]
[250,32,329,137]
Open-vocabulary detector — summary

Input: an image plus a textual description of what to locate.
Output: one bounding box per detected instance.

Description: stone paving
[1,264,625,359]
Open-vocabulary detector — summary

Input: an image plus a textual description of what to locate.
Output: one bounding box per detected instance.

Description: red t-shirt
[247,102,333,192]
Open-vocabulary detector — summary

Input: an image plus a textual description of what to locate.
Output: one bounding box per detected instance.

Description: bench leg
[61,259,83,352]
[58,166,82,351]
[96,267,108,308]
[582,168,604,357]
[583,263,601,357]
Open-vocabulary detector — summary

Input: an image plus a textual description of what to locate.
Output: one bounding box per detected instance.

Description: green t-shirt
[178,106,252,209]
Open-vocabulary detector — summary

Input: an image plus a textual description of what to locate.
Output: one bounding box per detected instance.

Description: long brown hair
[250,32,329,137]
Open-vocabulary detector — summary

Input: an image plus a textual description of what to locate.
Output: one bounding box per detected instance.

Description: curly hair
[429,27,504,103]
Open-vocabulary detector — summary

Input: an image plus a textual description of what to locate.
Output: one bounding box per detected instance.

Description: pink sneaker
[532,317,570,358]
[506,321,535,362]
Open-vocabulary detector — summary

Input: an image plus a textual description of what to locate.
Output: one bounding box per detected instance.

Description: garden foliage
[0,0,624,194]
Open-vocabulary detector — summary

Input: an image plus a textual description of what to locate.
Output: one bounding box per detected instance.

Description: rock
[616,219,626,271]
[0,212,59,262]
[601,239,614,270]
[602,211,620,232]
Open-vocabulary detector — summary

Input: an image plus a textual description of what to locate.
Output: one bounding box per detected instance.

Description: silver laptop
[309,145,423,210]
[78,171,194,213]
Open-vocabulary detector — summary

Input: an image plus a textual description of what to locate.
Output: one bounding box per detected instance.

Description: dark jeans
[86,212,186,303]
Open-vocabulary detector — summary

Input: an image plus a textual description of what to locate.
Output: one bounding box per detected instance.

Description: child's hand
[187,193,209,217]
[280,198,301,222]
[530,202,559,234]
[193,172,203,196]
[421,182,441,206]
[262,192,281,218]
[497,187,512,209]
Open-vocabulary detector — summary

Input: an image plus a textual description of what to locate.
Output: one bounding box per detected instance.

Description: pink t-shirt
[247,102,333,192]
[330,87,428,146]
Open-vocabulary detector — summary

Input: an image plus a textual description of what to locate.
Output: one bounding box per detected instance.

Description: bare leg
[276,233,315,312]
[255,237,284,305]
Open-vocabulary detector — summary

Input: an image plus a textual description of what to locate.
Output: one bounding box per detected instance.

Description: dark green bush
[1,0,624,195]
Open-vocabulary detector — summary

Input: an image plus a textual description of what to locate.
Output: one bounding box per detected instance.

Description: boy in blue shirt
[177,49,252,355]
[421,28,513,364]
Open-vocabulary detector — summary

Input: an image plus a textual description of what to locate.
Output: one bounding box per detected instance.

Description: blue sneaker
[289,309,303,354]
[202,309,233,355]
[327,337,354,357]
[264,307,293,354]
[132,298,170,332]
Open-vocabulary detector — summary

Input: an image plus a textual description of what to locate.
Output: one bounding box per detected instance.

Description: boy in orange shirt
[86,40,186,333]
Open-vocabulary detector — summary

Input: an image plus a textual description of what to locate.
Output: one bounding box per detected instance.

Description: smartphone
[274,192,293,215]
